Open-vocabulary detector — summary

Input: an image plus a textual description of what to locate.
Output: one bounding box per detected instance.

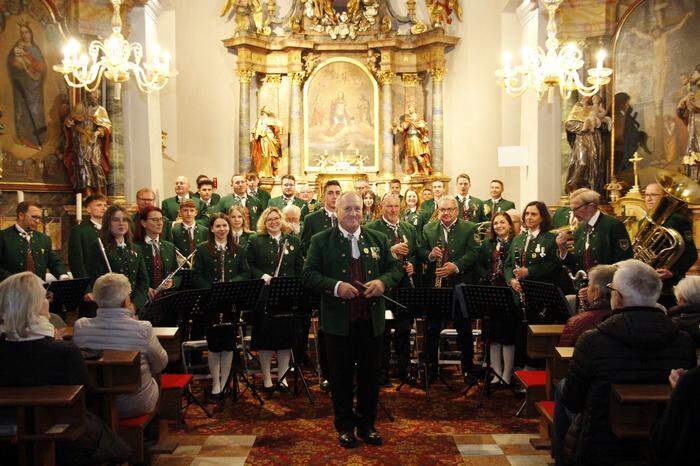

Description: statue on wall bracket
[395,104,432,176]
[251,105,283,177]
[678,65,700,181]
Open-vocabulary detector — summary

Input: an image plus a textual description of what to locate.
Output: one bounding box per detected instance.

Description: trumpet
[434,239,447,288]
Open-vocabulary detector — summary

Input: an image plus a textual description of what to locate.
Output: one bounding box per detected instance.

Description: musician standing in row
[422,196,479,381]
[366,194,418,385]
[191,213,250,399]
[455,173,486,223]
[228,205,255,248]
[219,174,263,229]
[133,188,172,239]
[303,192,403,448]
[85,205,148,315]
[68,194,108,278]
[483,180,516,216]
[170,200,208,258]
[162,176,204,221]
[643,182,698,307]
[268,175,309,220]
[134,206,181,301]
[476,212,517,385]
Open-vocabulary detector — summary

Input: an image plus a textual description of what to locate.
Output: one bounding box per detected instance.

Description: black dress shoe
[320,379,331,392]
[357,426,383,446]
[338,431,358,448]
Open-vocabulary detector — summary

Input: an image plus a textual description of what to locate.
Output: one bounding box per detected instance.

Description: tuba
[633,170,700,269]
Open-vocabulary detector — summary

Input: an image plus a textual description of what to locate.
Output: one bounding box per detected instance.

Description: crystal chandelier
[53,0,176,100]
[495,0,612,102]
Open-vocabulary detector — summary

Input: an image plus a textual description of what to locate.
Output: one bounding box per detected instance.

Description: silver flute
[97,238,112,273]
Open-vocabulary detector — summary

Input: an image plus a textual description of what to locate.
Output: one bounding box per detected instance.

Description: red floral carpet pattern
[174,373,537,465]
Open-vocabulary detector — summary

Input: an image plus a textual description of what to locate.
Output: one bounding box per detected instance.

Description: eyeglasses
[571,202,591,212]
[147,217,164,223]
[137,197,155,202]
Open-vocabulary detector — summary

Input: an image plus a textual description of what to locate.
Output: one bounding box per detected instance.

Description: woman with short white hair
[668,275,700,346]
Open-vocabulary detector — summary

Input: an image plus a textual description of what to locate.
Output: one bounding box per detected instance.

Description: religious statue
[395,104,432,176]
[220,0,267,34]
[251,106,282,178]
[63,89,111,195]
[565,95,610,194]
[678,65,700,181]
[426,0,463,29]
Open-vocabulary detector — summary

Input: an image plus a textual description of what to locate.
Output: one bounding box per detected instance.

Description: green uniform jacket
[562,212,632,273]
[402,208,420,229]
[131,212,172,240]
[552,206,572,229]
[475,238,512,284]
[483,198,516,217]
[302,227,403,337]
[504,231,561,285]
[134,239,183,290]
[192,192,221,205]
[661,213,697,289]
[161,195,205,221]
[0,226,67,281]
[218,194,263,229]
[246,233,303,279]
[248,188,271,208]
[365,218,419,288]
[267,196,310,220]
[196,200,222,224]
[190,242,249,288]
[306,199,320,214]
[85,240,149,311]
[300,208,335,254]
[456,195,486,223]
[421,218,480,285]
[169,222,209,257]
[68,220,101,278]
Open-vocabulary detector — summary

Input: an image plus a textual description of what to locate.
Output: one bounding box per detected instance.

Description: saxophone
[435,239,447,288]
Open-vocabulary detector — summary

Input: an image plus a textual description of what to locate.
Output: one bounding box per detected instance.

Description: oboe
[97,237,112,273]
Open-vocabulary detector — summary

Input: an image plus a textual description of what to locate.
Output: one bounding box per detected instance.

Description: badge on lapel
[370,246,380,260]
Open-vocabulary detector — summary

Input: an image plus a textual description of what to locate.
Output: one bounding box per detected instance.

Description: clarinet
[435,239,447,288]
[401,234,415,288]
[273,238,288,278]
[513,252,528,323]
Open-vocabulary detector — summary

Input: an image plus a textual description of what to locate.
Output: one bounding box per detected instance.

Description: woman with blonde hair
[401,188,421,227]
[247,207,304,394]
[227,204,255,249]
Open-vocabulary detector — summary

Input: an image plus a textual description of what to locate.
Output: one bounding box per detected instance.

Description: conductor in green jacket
[68,194,108,278]
[0,201,68,281]
[303,192,403,449]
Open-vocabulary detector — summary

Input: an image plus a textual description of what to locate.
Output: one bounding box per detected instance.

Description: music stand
[459,285,521,403]
[396,287,455,401]
[520,280,570,324]
[206,279,265,406]
[45,278,90,319]
[264,277,314,404]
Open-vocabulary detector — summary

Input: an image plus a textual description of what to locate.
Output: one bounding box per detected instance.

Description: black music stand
[264,277,314,404]
[520,280,570,325]
[45,278,90,319]
[459,285,521,403]
[207,279,265,406]
[396,287,455,401]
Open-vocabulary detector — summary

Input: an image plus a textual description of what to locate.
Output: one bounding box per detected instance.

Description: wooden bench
[609,383,671,440]
[0,385,86,466]
[533,400,555,450]
[526,325,565,360]
[546,346,573,399]
[153,327,181,364]
[516,325,564,416]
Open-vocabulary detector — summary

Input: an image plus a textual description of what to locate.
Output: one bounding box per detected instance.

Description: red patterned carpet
[173,372,537,465]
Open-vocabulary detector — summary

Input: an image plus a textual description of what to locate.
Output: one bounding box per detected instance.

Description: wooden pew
[0,385,86,466]
[609,383,671,440]
[152,327,181,364]
[526,325,565,359]
[546,346,573,399]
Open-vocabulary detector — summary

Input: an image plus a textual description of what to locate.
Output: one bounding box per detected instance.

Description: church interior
[1,0,699,465]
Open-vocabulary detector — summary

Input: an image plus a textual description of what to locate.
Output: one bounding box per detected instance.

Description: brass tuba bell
[633,170,700,269]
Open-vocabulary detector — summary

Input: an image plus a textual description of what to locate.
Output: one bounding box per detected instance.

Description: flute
[97,238,112,273]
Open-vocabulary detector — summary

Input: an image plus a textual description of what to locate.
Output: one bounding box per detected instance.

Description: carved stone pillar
[105,83,126,204]
[429,67,445,174]
[289,72,304,175]
[378,70,395,177]
[237,68,255,173]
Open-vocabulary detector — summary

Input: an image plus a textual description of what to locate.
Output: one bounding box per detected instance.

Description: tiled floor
[153,435,255,466]
[454,433,552,466]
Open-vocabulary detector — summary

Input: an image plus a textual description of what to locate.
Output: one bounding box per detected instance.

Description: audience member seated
[0,272,130,465]
[558,265,615,347]
[650,367,700,466]
[667,276,700,347]
[73,273,168,419]
[558,260,695,466]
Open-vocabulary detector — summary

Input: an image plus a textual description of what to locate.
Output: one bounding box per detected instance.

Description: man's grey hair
[282,204,301,219]
[338,191,362,207]
[587,265,617,299]
[571,188,600,205]
[93,273,132,308]
[674,275,700,305]
[382,193,401,206]
[438,195,458,209]
[612,259,662,307]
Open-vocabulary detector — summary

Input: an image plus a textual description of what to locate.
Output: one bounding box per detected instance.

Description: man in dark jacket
[667,275,700,346]
[559,259,696,466]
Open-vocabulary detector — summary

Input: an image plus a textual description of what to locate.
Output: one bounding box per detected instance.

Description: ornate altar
[221,0,460,195]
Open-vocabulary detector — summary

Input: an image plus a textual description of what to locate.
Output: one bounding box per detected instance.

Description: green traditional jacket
[416,203,438,234]
[420,198,436,214]
[300,207,335,254]
[562,212,632,273]
[401,208,420,229]
[131,212,172,240]
[503,230,561,285]
[192,192,221,205]
[169,222,209,257]
[190,242,249,288]
[421,218,480,286]
[0,226,67,281]
[196,199,222,224]
[134,239,182,290]
[475,238,513,285]
[552,206,572,229]
[483,198,517,218]
[68,220,101,278]
[302,226,403,337]
[161,195,205,221]
[267,196,310,219]
[248,188,271,208]
[456,195,486,223]
[246,233,303,279]
[365,218,419,288]
[85,240,149,311]
[218,194,263,229]
[306,199,320,214]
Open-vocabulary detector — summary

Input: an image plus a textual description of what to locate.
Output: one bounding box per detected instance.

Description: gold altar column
[378,71,395,176]
[237,68,255,172]
[289,72,304,175]
[429,67,445,174]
